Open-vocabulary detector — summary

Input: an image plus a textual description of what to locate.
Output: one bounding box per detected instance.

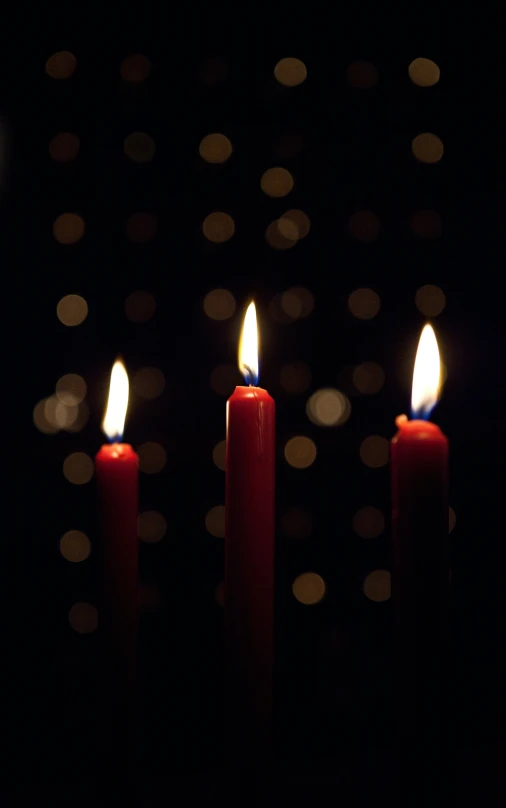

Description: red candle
[225,302,275,763]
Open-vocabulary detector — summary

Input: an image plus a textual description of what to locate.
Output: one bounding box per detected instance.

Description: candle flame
[238,301,259,385]
[411,324,441,420]
[102,359,129,442]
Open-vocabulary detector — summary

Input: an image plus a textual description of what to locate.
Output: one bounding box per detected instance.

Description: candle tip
[395,413,408,428]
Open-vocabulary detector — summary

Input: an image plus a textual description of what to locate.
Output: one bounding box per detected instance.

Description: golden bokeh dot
[306,388,351,427]
[49,133,80,162]
[292,572,326,605]
[125,291,157,323]
[197,58,229,85]
[199,133,233,164]
[126,212,158,243]
[415,285,446,317]
[55,374,86,406]
[45,51,77,80]
[449,507,457,533]
[277,217,299,242]
[280,209,310,239]
[265,220,297,250]
[282,507,313,539]
[44,395,78,430]
[348,288,381,320]
[348,211,380,242]
[284,436,317,469]
[33,398,59,435]
[68,602,98,634]
[205,505,225,538]
[53,213,85,245]
[346,60,378,89]
[410,210,442,239]
[124,132,156,163]
[353,506,385,539]
[360,436,389,468]
[138,442,167,474]
[281,287,314,319]
[132,367,165,400]
[353,362,385,395]
[65,400,90,433]
[412,133,444,164]
[274,57,307,87]
[212,440,227,471]
[63,452,94,485]
[210,364,242,396]
[363,570,391,602]
[138,511,167,543]
[60,530,91,563]
[203,289,236,321]
[202,212,235,243]
[280,362,312,394]
[260,167,294,198]
[57,294,88,327]
[120,53,152,83]
[408,58,440,87]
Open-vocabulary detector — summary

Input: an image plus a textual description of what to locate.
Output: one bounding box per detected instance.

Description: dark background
[4,44,506,797]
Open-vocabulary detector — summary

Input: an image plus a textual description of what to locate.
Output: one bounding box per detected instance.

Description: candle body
[225,386,275,762]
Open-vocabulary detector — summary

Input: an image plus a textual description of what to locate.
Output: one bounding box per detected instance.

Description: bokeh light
[353,507,385,539]
[138,511,167,542]
[203,289,236,320]
[53,213,85,245]
[359,436,389,468]
[348,211,380,242]
[55,374,86,406]
[124,132,156,163]
[348,288,381,320]
[68,603,98,634]
[210,365,242,396]
[125,291,157,323]
[33,398,59,434]
[281,286,314,320]
[65,401,90,433]
[63,452,94,485]
[353,362,385,394]
[408,58,440,87]
[282,507,313,539]
[137,442,167,474]
[120,54,152,83]
[363,570,391,602]
[284,436,317,469]
[49,133,80,162]
[205,505,225,538]
[346,61,378,89]
[44,395,79,430]
[412,133,444,164]
[202,212,235,243]
[265,220,297,250]
[60,530,91,563]
[279,209,310,240]
[199,133,233,164]
[126,213,158,243]
[57,294,88,327]
[274,58,307,87]
[306,388,351,427]
[46,51,77,80]
[449,507,457,533]
[280,362,312,394]
[292,572,326,605]
[415,285,446,317]
[410,210,442,238]
[132,367,165,399]
[213,440,227,471]
[260,167,294,198]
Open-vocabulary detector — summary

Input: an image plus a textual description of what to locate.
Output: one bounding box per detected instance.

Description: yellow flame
[411,324,441,418]
[102,359,129,441]
[238,301,259,384]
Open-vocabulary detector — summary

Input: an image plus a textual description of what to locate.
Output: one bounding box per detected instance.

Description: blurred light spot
[139,583,163,613]
[206,505,225,538]
[46,51,77,80]
[56,374,86,406]
[120,53,152,83]
[277,217,299,242]
[292,572,326,605]
[132,367,165,400]
[408,58,440,87]
[210,364,242,396]
[138,442,167,474]
[124,132,156,163]
[261,167,294,198]
[197,58,228,85]
[202,212,235,243]
[65,400,90,433]
[274,58,307,87]
[348,211,380,242]
[346,61,378,89]
[348,288,381,320]
[410,210,442,238]
[60,530,91,563]
[49,133,80,162]
[213,440,226,471]
[204,289,236,321]
[360,436,389,468]
[125,291,157,323]
[215,581,225,607]
[44,395,79,430]
[336,365,359,398]
[68,602,97,634]
[272,132,304,159]
[412,133,444,164]
[53,213,85,245]
[415,285,446,317]
[199,133,232,164]
[449,507,456,533]
[280,361,312,394]
[363,570,391,602]
[281,287,314,320]
[280,209,310,239]
[282,507,313,538]
[307,388,351,427]
[284,436,317,469]
[353,362,385,394]
[63,452,94,485]
[265,220,297,250]
[126,213,158,243]
[138,511,167,542]
[269,293,297,321]
[33,398,59,434]
[353,506,385,539]
[57,294,88,326]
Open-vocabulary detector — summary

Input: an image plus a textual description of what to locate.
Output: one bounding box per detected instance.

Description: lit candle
[225,302,275,763]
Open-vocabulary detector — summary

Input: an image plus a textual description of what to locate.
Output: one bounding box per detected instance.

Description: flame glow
[411,324,441,419]
[102,359,129,442]
[238,301,259,385]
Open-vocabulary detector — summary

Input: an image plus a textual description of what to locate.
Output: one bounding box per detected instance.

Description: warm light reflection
[102,360,129,442]
[238,302,259,385]
[411,324,441,419]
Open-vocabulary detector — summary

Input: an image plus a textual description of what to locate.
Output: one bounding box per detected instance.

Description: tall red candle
[225,302,275,763]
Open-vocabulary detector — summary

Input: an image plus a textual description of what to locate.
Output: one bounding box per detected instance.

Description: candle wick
[244,364,255,386]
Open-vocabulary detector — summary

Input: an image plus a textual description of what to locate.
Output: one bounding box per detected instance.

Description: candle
[225,302,275,763]
[95,359,139,790]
